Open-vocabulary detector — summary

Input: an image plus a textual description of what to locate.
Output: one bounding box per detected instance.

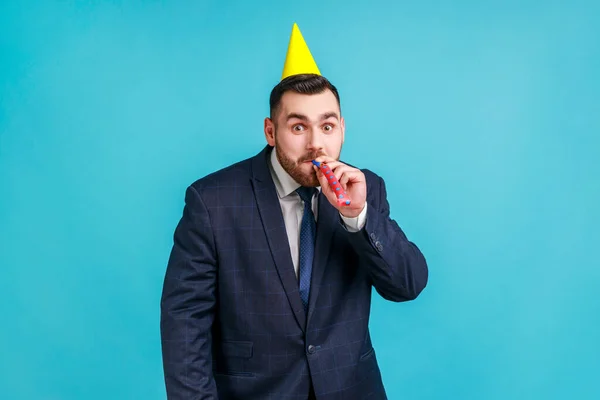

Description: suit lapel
[307,191,339,326]
[250,146,307,332]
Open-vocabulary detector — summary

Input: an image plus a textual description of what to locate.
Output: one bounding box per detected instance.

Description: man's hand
[313,156,367,218]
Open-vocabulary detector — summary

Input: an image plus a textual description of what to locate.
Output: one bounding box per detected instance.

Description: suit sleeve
[160,185,219,399]
[346,175,428,302]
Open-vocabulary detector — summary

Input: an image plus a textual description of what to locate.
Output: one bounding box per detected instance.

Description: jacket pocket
[359,347,375,362]
[215,341,255,378]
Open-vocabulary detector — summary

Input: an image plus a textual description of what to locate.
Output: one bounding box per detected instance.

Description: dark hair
[269,73,341,119]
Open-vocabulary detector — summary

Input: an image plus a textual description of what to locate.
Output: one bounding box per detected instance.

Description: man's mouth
[301,155,324,163]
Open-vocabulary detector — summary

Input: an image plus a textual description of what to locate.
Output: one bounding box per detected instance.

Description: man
[160,23,428,399]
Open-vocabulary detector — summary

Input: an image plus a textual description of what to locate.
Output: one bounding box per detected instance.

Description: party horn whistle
[312,160,351,206]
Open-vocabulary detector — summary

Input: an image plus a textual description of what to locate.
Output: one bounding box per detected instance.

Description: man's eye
[323,124,333,132]
[293,125,305,131]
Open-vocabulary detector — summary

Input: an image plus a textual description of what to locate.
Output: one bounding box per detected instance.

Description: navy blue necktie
[296,186,317,312]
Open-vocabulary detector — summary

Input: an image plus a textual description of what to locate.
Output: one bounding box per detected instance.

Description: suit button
[370,232,376,240]
[375,241,383,251]
[307,345,316,354]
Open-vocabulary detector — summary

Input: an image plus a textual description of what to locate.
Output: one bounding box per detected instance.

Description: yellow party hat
[281,23,321,80]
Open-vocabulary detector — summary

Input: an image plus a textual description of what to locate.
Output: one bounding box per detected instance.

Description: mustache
[299,152,327,163]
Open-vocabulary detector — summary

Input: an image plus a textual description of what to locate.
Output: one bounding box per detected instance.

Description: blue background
[1,1,599,399]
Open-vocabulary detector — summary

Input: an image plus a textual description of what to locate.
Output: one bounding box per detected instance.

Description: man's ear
[340,116,345,144]
[264,117,275,146]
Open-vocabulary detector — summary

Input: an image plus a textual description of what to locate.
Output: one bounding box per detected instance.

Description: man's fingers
[340,170,363,185]
[339,172,350,189]
[329,165,355,189]
[318,163,361,192]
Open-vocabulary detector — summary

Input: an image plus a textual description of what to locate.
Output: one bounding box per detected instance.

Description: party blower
[312,160,351,206]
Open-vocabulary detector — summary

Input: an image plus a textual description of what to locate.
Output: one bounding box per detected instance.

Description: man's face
[264,89,345,187]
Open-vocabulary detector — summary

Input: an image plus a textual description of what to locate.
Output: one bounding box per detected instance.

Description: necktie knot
[296,186,317,204]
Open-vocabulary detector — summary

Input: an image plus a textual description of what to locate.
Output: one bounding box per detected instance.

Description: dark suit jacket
[160,145,428,399]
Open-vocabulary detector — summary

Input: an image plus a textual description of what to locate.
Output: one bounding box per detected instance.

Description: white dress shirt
[267,147,368,278]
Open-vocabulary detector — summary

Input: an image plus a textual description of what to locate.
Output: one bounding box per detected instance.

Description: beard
[274,137,336,188]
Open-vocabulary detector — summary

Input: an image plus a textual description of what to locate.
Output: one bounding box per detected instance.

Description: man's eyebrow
[320,112,339,121]
[286,113,308,121]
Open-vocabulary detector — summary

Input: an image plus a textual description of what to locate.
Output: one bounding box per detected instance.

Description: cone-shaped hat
[281,23,320,80]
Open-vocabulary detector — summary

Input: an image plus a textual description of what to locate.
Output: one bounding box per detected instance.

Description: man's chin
[303,173,320,187]
[291,166,319,187]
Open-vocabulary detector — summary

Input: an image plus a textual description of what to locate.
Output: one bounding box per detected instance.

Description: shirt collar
[268,146,321,199]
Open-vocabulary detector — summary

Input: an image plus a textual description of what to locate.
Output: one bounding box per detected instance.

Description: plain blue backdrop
[1,1,599,399]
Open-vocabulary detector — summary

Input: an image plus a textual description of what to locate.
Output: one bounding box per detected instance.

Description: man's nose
[308,130,324,150]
